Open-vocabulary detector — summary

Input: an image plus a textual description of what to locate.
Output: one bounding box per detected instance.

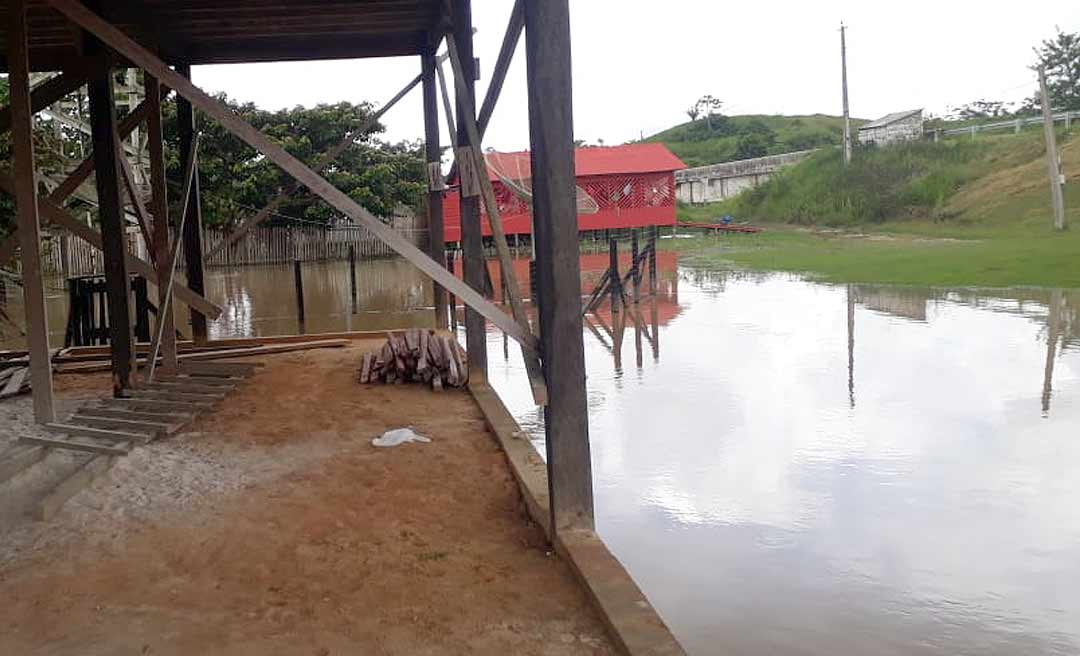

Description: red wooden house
[442,143,685,243]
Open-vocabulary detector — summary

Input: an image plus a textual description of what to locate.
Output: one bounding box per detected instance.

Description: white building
[857,109,924,147]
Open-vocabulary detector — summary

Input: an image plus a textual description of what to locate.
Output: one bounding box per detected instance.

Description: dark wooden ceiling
[0,0,447,72]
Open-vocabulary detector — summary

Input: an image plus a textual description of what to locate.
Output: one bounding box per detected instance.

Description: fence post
[649,227,658,297]
[608,238,621,315]
[294,259,305,330]
[348,244,357,314]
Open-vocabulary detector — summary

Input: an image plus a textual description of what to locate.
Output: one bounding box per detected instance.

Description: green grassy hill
[707,128,1079,229]
[646,114,865,168]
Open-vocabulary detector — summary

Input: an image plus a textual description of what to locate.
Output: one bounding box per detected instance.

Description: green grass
[646,114,865,168]
[673,224,1080,288]
[669,129,1080,288]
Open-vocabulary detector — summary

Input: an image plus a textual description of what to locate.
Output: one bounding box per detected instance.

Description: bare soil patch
[0,342,613,655]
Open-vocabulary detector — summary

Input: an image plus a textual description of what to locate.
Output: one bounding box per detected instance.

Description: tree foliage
[1,73,426,240]
[1024,28,1080,112]
[163,94,426,229]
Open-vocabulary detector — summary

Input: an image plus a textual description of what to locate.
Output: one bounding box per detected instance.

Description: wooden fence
[21,224,428,278]
[199,225,428,267]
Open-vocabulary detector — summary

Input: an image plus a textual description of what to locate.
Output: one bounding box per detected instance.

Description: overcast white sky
[192,1,1080,153]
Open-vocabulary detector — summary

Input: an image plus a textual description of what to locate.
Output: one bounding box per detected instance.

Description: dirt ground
[0,342,614,655]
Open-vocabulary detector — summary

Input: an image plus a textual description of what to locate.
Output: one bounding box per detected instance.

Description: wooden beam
[116,133,155,254]
[144,74,178,371]
[0,173,223,320]
[35,453,116,521]
[452,0,488,380]
[422,46,448,330]
[446,34,547,405]
[0,59,108,134]
[42,0,536,353]
[0,88,170,270]
[524,0,595,532]
[86,53,135,394]
[0,443,47,485]
[446,0,524,181]
[176,63,208,344]
[205,71,425,260]
[7,0,56,424]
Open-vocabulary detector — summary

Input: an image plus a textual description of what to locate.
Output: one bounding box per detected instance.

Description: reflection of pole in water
[1042,289,1063,415]
[633,304,644,369]
[847,285,855,409]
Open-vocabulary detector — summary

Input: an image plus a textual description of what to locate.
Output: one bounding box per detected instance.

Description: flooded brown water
[3,253,1079,655]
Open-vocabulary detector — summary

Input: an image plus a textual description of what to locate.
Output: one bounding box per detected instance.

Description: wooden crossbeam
[126,388,224,403]
[0,87,171,269]
[115,132,155,258]
[69,414,175,438]
[0,171,223,319]
[0,59,107,134]
[44,0,537,353]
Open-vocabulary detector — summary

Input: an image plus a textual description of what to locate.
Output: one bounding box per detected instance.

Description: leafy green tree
[1023,28,1080,112]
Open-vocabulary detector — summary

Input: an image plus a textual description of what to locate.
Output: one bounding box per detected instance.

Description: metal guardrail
[930,110,1079,139]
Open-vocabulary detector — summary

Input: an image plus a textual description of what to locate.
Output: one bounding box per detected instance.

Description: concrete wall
[675,149,816,204]
[858,114,924,147]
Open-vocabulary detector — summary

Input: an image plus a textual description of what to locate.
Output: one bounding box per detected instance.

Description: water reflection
[488,270,1080,656]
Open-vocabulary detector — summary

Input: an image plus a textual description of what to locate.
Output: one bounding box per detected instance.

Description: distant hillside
[645,114,866,168]
[703,129,1079,227]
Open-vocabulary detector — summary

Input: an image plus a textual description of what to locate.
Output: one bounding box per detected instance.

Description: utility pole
[1038,65,1066,230]
[840,22,852,166]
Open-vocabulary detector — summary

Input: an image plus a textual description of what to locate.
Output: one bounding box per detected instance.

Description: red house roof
[478,143,685,181]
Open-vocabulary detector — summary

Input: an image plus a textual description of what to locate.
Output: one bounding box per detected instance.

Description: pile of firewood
[358,329,468,390]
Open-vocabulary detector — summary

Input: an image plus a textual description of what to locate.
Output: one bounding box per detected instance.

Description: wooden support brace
[115,132,155,258]
[41,0,536,353]
[446,35,547,404]
[0,172,223,320]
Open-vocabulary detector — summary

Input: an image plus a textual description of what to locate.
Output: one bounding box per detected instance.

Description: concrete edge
[469,382,686,656]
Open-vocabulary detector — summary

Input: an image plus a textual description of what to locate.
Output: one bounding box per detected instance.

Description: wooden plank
[26,428,135,454]
[154,374,238,387]
[35,454,117,521]
[68,414,175,437]
[126,388,223,403]
[422,46,447,331]
[40,0,537,354]
[76,406,193,424]
[7,0,56,423]
[1,366,28,397]
[143,380,232,395]
[524,0,595,533]
[100,397,213,413]
[0,443,47,485]
[177,361,256,377]
[180,339,347,361]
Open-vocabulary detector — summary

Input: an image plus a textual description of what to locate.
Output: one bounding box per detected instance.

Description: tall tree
[1026,28,1080,112]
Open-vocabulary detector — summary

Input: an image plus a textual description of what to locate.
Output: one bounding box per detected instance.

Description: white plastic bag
[372,427,432,448]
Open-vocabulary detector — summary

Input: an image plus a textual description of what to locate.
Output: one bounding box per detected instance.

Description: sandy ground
[0,342,614,655]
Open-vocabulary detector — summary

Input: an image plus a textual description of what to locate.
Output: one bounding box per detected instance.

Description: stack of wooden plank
[358,330,468,390]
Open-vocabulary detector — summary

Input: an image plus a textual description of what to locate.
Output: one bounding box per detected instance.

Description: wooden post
[648,228,658,297]
[422,46,448,330]
[608,238,621,315]
[847,284,855,409]
[294,259,305,330]
[453,0,487,379]
[447,250,458,332]
[631,228,641,305]
[1038,65,1066,231]
[144,73,177,372]
[348,244,358,314]
[7,0,55,422]
[177,63,208,342]
[525,0,594,532]
[86,42,135,395]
